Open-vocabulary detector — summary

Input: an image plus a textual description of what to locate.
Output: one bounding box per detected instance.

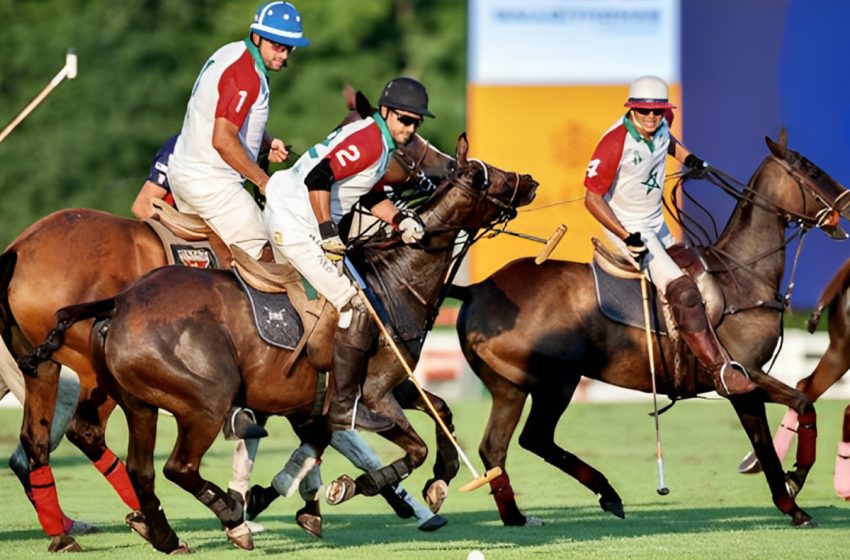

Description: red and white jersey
[264,114,395,245]
[584,113,673,232]
[169,40,269,182]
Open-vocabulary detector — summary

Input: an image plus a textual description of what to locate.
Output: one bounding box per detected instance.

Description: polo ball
[467,550,485,560]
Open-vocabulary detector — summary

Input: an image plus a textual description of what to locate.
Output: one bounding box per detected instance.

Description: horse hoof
[418,514,448,532]
[225,522,254,550]
[125,510,152,544]
[524,516,545,526]
[168,541,191,554]
[599,499,625,519]
[425,480,448,513]
[791,515,816,528]
[325,475,357,505]
[737,452,762,474]
[48,534,82,553]
[296,511,323,539]
[67,519,98,535]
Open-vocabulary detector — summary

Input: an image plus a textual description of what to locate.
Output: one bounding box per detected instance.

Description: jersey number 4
[586,159,601,178]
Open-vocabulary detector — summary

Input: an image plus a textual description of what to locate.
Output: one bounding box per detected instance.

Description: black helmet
[378,77,435,118]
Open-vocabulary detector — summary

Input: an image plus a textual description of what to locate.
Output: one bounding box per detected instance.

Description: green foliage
[0,0,466,247]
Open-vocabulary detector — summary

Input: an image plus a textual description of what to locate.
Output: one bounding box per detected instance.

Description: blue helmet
[250,2,310,47]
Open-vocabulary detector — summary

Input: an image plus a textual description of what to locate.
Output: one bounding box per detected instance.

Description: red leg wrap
[488,472,525,525]
[93,449,141,510]
[796,411,817,467]
[29,466,65,536]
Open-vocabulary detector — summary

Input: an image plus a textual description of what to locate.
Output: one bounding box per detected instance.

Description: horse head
[418,133,538,233]
[765,136,850,239]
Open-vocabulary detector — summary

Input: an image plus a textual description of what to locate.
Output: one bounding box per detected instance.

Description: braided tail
[18,298,116,377]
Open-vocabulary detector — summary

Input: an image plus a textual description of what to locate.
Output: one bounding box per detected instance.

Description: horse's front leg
[729,389,813,527]
[747,368,817,495]
[393,379,460,512]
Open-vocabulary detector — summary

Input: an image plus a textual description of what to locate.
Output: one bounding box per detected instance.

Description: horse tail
[807,260,850,333]
[18,298,116,378]
[447,284,471,303]
[0,251,19,351]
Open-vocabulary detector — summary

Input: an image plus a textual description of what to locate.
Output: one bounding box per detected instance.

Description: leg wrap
[331,430,382,471]
[140,497,180,552]
[195,481,243,528]
[299,463,322,502]
[795,411,817,467]
[94,449,141,510]
[228,438,260,499]
[488,471,525,525]
[272,444,319,498]
[355,459,410,497]
[834,441,850,499]
[29,466,64,536]
[773,409,798,462]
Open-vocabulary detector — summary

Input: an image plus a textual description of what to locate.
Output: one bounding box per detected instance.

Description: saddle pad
[591,260,667,335]
[235,271,303,350]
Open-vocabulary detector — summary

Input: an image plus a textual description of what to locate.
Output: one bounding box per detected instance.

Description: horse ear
[456,133,469,165]
[355,91,374,119]
[765,136,786,160]
[343,83,356,111]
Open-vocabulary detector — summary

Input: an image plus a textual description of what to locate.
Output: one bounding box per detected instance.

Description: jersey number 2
[335,145,361,167]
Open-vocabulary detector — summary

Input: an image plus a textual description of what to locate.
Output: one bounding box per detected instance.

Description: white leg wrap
[273,444,318,498]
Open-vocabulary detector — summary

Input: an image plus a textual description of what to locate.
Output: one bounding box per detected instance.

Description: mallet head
[66,49,77,79]
[657,487,670,496]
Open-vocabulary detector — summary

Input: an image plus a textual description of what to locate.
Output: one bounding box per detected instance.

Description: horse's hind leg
[730,390,813,526]
[519,382,624,519]
[476,366,531,526]
[835,403,850,499]
[163,417,253,550]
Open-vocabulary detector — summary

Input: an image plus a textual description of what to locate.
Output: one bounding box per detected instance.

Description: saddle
[591,239,725,333]
[144,199,231,268]
[230,245,337,374]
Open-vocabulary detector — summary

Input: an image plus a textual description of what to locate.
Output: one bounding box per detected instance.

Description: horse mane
[807,259,850,332]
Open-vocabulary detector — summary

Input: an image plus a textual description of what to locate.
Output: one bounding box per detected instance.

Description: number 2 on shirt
[335,145,361,167]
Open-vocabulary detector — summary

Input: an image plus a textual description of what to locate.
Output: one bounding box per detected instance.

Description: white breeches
[605,222,685,293]
[168,172,267,259]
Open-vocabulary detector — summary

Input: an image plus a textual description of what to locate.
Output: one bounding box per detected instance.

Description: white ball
[467,550,485,560]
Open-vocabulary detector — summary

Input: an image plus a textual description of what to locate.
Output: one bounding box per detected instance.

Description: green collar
[374,111,396,151]
[243,37,268,77]
[623,114,665,152]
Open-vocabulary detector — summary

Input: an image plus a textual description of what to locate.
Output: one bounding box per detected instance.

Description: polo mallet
[0,49,78,144]
[640,274,670,496]
[489,224,567,264]
[343,257,502,492]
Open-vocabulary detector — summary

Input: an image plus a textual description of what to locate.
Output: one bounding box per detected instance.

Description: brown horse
[0,95,454,552]
[738,258,850,498]
[452,137,850,528]
[22,135,538,552]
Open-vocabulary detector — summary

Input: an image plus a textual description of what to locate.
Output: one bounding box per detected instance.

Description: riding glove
[392,209,425,244]
[319,221,345,261]
[624,232,648,263]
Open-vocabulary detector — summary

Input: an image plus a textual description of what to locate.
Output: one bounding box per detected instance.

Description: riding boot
[665,275,756,396]
[327,299,393,432]
[222,407,268,440]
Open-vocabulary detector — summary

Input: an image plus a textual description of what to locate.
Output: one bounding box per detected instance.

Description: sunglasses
[266,40,295,54]
[634,107,666,116]
[393,110,423,129]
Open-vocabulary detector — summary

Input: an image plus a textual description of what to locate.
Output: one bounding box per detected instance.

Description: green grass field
[1,397,848,559]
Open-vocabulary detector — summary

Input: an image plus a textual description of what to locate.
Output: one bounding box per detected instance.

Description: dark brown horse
[452,137,850,527]
[738,258,850,498]
[0,95,455,552]
[22,135,538,552]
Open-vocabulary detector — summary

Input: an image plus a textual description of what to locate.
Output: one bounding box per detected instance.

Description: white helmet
[625,76,676,109]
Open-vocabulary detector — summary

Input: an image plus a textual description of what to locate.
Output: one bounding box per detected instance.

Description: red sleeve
[215,50,261,128]
[326,123,384,180]
[584,124,627,196]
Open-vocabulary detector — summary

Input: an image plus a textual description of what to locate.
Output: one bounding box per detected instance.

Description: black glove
[684,153,708,174]
[624,232,648,263]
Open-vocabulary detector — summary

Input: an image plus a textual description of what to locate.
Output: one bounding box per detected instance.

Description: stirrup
[718,361,755,396]
[223,407,269,440]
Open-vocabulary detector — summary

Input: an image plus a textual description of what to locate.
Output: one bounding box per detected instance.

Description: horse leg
[164,417,253,550]
[475,366,531,526]
[519,382,624,519]
[8,366,95,535]
[393,379,459,515]
[835,403,850,499]
[743,368,817,495]
[729,390,813,526]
